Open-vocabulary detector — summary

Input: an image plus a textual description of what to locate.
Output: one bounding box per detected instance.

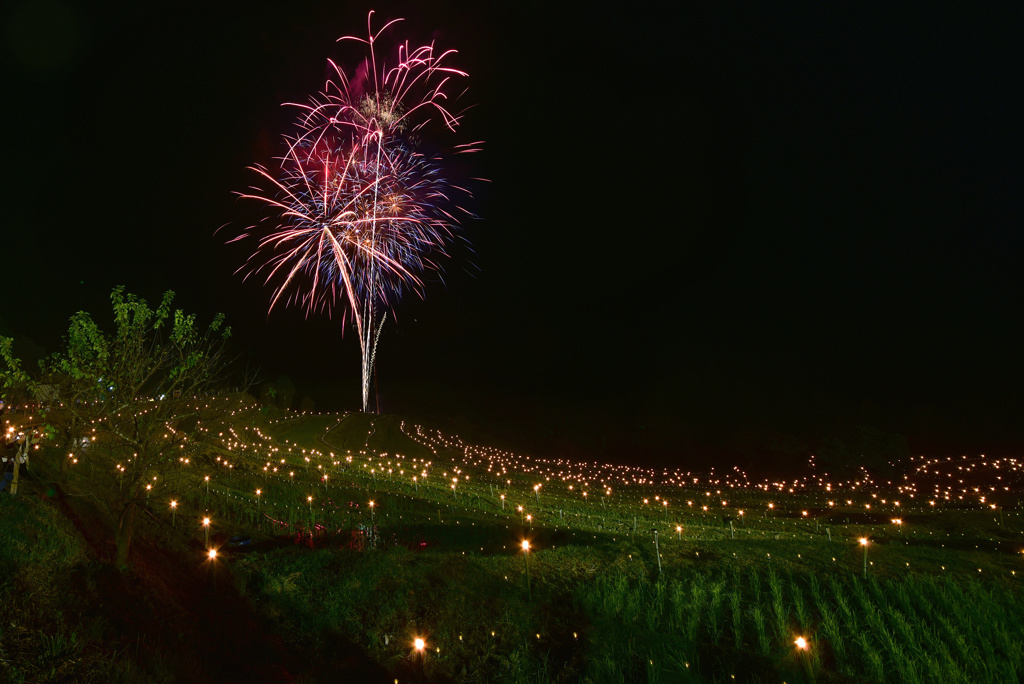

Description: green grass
[0,492,149,683]
[9,401,1024,682]
[227,517,1024,683]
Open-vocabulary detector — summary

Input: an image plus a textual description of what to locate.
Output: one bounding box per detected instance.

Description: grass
[225,513,1024,683]
[0,492,147,683]
[5,399,1024,682]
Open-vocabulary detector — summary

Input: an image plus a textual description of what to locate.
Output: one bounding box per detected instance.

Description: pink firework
[234,12,480,412]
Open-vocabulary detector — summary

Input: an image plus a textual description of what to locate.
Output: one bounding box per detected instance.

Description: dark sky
[4,1,1023,467]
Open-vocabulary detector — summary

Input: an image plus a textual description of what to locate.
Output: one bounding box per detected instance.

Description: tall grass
[562,564,1024,684]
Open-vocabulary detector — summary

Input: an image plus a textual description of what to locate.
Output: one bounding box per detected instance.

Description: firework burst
[234,12,479,412]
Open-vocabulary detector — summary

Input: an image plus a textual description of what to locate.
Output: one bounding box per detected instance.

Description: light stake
[521,539,532,600]
[794,636,814,683]
[991,503,1003,526]
[653,528,661,574]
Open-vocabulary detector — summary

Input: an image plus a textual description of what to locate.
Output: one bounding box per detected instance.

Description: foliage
[817,424,909,475]
[43,286,235,566]
[0,335,30,400]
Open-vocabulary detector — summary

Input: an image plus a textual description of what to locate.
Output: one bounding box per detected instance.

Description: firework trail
[234,12,480,412]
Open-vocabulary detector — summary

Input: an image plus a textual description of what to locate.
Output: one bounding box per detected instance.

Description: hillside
[1,400,1022,683]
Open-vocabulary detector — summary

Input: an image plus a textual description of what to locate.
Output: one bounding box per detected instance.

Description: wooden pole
[10,454,20,495]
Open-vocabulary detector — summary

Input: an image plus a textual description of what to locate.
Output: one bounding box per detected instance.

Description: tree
[45,287,234,567]
[274,374,296,411]
[816,424,909,476]
[0,335,30,402]
[259,381,278,407]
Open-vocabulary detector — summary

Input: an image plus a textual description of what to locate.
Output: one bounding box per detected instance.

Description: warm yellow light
[414,637,425,651]
[521,540,530,552]
[208,548,217,560]
[795,636,808,650]
[170,501,177,508]
[202,517,210,526]
[860,537,868,546]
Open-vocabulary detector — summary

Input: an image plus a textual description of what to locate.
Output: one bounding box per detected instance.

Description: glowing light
[235,11,480,413]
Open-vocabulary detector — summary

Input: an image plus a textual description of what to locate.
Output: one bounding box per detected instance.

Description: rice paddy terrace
[10,397,1024,682]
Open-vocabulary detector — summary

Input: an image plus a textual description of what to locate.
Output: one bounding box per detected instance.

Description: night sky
[4,1,1023,468]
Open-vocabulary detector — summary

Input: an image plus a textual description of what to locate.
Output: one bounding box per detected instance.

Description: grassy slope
[225,411,1024,683]
[0,476,390,684]
[0,490,107,683]
[3,406,1023,683]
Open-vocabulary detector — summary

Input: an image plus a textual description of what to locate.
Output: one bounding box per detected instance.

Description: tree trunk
[115,500,136,568]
